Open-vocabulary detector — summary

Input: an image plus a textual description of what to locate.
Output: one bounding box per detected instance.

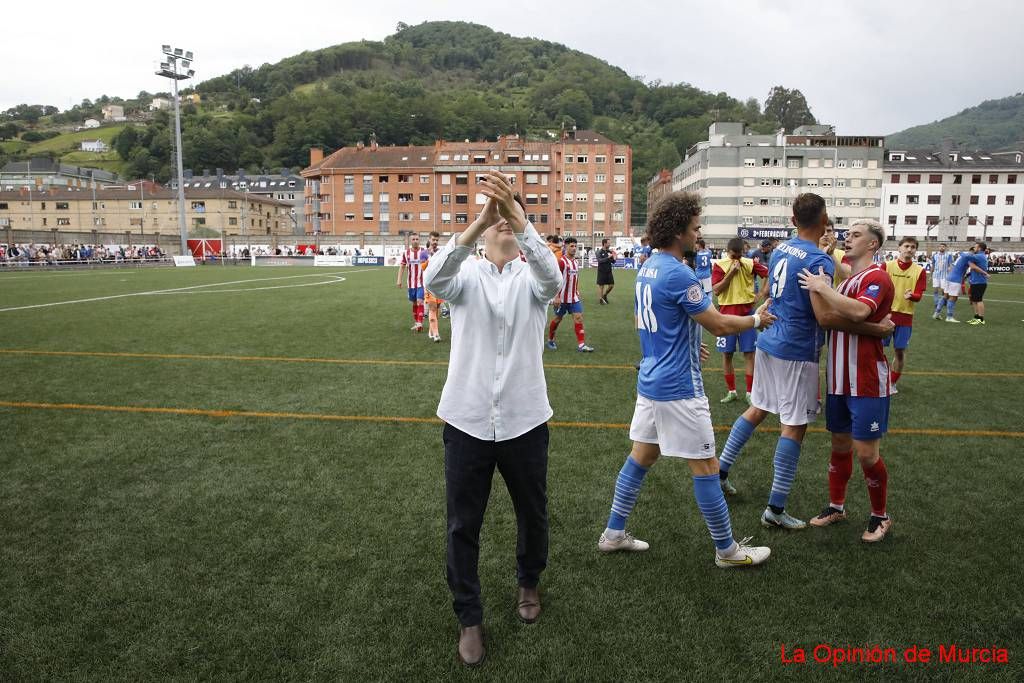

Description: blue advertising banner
[352,256,385,266]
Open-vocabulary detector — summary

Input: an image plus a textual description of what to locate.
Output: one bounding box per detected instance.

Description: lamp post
[156,45,195,257]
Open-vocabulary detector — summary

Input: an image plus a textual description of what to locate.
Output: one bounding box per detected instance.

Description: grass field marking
[2,348,1024,377]
[0,269,149,281]
[0,270,373,313]
[984,298,1024,305]
[2,400,1023,439]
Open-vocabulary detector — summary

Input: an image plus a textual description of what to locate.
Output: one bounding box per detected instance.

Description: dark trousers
[443,422,549,627]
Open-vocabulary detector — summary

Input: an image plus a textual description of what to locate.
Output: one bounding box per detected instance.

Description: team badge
[686,284,704,303]
[865,283,881,298]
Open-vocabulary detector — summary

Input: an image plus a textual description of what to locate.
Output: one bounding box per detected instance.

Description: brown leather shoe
[457,625,485,667]
[517,586,541,624]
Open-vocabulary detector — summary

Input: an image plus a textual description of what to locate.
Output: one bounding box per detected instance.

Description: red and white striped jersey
[401,247,429,288]
[826,263,895,398]
[558,255,580,303]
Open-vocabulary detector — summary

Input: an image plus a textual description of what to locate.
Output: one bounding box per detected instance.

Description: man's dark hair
[727,237,746,254]
[792,193,826,229]
[601,238,610,246]
[697,238,706,248]
[429,231,440,238]
[899,236,918,248]
[563,236,577,245]
[976,241,987,252]
[825,217,835,228]
[546,234,562,244]
[646,191,702,249]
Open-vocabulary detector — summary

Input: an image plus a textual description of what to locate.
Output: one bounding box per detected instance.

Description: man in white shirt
[424,171,562,668]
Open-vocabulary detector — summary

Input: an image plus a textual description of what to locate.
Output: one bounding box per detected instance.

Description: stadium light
[155,45,195,257]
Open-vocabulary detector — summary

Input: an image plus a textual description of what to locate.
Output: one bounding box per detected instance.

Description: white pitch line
[984,299,1024,305]
[0,270,371,313]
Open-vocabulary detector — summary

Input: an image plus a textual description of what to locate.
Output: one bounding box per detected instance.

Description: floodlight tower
[156,45,195,256]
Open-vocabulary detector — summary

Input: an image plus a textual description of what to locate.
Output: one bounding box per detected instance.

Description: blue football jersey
[931,252,953,281]
[694,249,713,279]
[635,252,712,401]
[968,252,988,285]
[947,251,974,283]
[756,237,835,362]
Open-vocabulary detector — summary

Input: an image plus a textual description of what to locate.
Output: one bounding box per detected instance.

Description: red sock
[828,450,854,507]
[416,303,424,324]
[862,457,889,517]
[574,321,585,346]
[745,373,754,393]
[724,373,736,392]
[548,318,560,340]
[892,370,901,384]
[412,303,419,323]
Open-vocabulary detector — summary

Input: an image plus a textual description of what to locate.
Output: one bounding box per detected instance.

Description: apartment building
[881,148,1024,242]
[301,130,631,237]
[0,184,293,236]
[175,168,304,234]
[1,159,118,190]
[663,122,885,239]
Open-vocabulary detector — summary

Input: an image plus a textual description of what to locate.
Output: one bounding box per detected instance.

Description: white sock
[604,528,624,540]
[717,540,740,558]
[830,503,845,512]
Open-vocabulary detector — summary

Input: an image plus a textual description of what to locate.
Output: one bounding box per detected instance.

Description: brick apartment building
[301,130,631,237]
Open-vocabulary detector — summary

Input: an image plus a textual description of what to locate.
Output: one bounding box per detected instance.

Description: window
[989,174,999,184]
[577,174,588,183]
[835,199,845,207]
[455,194,468,205]
[949,216,959,225]
[577,155,588,164]
[760,178,771,186]
[985,216,994,226]
[953,174,962,184]
[928,174,942,184]
[507,155,519,163]
[1004,216,1013,226]
[57,217,70,226]
[473,155,486,164]
[56,202,70,210]
[968,216,977,226]
[419,194,430,202]
[1008,174,1018,184]
[906,195,919,204]
[419,175,430,183]
[441,174,451,186]
[890,174,901,183]
[565,193,574,202]
[191,201,205,211]
[905,216,918,225]
[822,179,833,188]
[741,216,753,226]
[837,159,848,168]
[397,174,411,183]
[613,175,625,184]
[837,179,847,188]
[455,213,468,223]
[419,212,430,221]
[595,174,606,183]
[907,174,920,184]
[852,159,864,169]
[577,212,587,221]
[759,198,769,206]
[576,193,588,203]
[526,174,539,184]
[0,203,6,210]
[987,195,996,205]
[595,155,606,164]
[378,193,389,203]
[927,195,941,204]
[866,199,876,208]
[889,195,899,205]
[227,200,238,209]
[971,174,981,183]
[379,175,389,183]
[614,156,625,165]
[744,158,755,167]
[743,198,754,206]
[229,217,238,225]
[787,159,800,169]
[525,194,539,205]
[564,212,573,221]
[455,174,468,185]
[807,179,819,187]
[850,199,861,207]
[398,193,413,202]
[1006,196,1015,205]
[970,195,979,205]
[399,213,413,221]
[951,195,961,205]
[441,194,450,205]
[441,212,451,224]
[926,215,939,225]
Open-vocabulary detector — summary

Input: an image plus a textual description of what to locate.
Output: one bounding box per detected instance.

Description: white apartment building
[880,149,1024,243]
[665,123,885,240]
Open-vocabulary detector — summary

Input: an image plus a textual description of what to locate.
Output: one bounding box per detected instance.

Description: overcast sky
[4,0,1022,135]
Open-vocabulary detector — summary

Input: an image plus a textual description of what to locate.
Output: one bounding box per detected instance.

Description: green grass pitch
[1,264,1022,681]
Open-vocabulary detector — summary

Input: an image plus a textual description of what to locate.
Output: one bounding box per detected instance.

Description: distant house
[180,93,201,105]
[80,140,109,153]
[82,119,100,129]
[149,97,171,111]
[101,104,125,121]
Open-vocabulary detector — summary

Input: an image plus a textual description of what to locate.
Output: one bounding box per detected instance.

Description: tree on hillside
[764,86,816,132]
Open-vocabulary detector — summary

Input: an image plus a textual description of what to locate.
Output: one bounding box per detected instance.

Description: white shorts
[932,276,946,290]
[629,395,716,459]
[700,277,713,294]
[750,349,820,426]
[944,281,962,297]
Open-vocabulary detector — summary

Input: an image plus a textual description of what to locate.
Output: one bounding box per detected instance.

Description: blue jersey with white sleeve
[694,249,713,279]
[968,252,988,285]
[756,237,835,362]
[635,252,712,401]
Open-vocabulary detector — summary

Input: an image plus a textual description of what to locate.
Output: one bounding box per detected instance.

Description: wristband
[752,313,761,329]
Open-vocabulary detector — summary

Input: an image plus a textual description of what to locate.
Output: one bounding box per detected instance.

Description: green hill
[887,93,1024,150]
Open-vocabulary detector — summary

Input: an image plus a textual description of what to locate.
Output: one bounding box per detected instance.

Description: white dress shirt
[424,222,562,441]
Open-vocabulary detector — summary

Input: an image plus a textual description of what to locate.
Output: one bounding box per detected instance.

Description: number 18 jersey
[635,252,712,401]
[756,237,834,362]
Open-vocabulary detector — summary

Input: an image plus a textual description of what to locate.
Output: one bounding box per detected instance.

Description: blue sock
[932,290,941,311]
[947,298,956,317]
[607,456,648,531]
[768,437,802,511]
[693,474,735,551]
[719,415,756,475]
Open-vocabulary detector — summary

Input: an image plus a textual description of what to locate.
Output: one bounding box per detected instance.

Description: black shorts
[968,283,987,302]
[597,267,614,286]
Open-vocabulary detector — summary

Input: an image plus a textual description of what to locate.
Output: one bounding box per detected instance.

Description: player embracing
[546,237,594,352]
[883,236,927,391]
[799,219,896,543]
[397,233,430,332]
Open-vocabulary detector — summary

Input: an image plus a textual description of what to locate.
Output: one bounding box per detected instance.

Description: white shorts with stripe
[944,281,962,297]
[750,349,821,426]
[629,395,716,459]
[931,276,947,290]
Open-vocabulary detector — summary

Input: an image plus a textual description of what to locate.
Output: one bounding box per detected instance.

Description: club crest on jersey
[686,284,704,303]
[865,283,881,298]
